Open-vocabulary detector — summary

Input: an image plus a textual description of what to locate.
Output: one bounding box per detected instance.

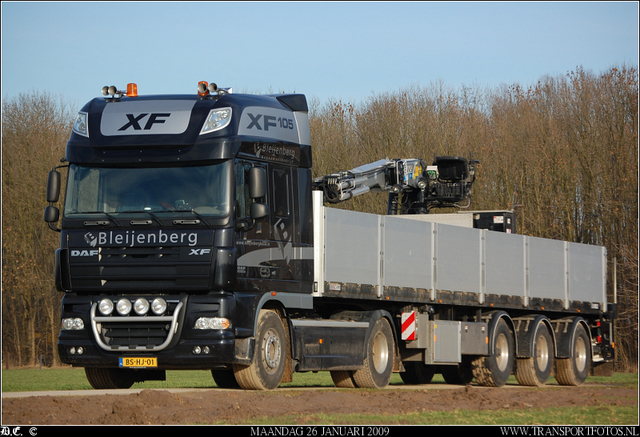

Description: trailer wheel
[516,322,554,387]
[211,369,240,389]
[556,324,590,386]
[352,318,395,389]
[400,362,435,385]
[330,370,358,388]
[233,309,287,390]
[472,318,514,387]
[85,367,135,389]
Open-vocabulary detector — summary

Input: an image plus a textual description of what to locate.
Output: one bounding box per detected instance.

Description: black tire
[233,310,287,390]
[441,357,474,385]
[556,324,590,386]
[85,367,135,389]
[330,370,358,388]
[211,369,240,389]
[352,318,395,389]
[472,318,514,387]
[516,322,554,387]
[400,362,435,385]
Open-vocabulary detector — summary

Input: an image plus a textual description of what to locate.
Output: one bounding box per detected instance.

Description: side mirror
[248,167,266,199]
[250,202,268,220]
[47,170,61,203]
[44,205,60,223]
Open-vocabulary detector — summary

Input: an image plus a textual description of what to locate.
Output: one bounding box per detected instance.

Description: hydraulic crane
[313,156,479,215]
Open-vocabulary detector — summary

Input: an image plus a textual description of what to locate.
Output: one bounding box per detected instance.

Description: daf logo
[189,249,211,256]
[71,249,99,257]
[118,113,171,131]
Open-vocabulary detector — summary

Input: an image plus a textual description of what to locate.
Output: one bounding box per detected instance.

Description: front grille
[90,300,184,351]
[69,244,213,292]
[102,321,170,349]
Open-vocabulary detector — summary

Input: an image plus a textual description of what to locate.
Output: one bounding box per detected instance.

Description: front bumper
[58,292,254,369]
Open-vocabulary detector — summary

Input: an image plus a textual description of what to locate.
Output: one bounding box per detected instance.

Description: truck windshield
[64,161,231,218]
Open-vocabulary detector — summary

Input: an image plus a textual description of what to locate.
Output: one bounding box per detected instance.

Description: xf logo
[189,248,211,256]
[246,113,276,131]
[119,113,171,131]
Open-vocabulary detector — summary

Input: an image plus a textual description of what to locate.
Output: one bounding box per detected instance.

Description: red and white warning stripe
[401,311,416,341]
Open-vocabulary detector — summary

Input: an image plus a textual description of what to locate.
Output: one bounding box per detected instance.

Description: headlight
[72,111,89,137]
[98,299,114,316]
[151,298,167,315]
[116,298,132,315]
[200,107,232,135]
[194,317,230,330]
[134,298,150,315]
[62,318,85,330]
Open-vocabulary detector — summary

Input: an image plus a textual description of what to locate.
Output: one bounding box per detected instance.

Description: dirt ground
[2,381,637,425]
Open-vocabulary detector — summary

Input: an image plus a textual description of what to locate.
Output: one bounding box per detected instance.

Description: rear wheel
[472,318,514,387]
[400,362,435,385]
[330,370,357,388]
[442,357,474,385]
[352,318,395,388]
[556,324,590,386]
[233,310,287,390]
[516,322,554,387]
[85,367,135,389]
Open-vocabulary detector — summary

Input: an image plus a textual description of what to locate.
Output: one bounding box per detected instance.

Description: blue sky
[2,2,638,111]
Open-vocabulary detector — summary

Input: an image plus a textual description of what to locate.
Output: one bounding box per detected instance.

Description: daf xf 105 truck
[44,82,615,390]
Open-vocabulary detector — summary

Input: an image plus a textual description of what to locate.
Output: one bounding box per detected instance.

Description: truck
[44,82,616,390]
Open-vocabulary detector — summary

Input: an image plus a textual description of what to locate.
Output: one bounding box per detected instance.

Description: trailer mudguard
[514,315,556,358]
[555,317,591,359]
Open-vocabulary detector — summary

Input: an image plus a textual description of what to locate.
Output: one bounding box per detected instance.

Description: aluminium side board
[312,191,607,315]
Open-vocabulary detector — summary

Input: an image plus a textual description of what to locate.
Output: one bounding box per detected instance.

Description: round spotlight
[134,298,150,315]
[116,298,132,315]
[208,83,218,93]
[151,298,167,315]
[108,85,117,97]
[98,299,114,316]
[101,86,109,96]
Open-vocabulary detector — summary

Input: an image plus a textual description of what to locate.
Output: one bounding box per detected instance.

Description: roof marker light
[126,83,138,97]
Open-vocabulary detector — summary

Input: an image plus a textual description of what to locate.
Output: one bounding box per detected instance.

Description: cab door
[235,160,271,286]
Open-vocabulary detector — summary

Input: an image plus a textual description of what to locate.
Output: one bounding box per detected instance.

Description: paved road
[1,382,549,399]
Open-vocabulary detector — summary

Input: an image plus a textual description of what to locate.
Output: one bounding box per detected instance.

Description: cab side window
[272,168,290,218]
[236,161,267,219]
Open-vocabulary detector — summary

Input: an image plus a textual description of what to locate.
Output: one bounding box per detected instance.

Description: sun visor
[100,100,197,136]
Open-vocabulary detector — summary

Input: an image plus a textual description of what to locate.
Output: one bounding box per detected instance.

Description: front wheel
[352,318,395,388]
[85,367,135,389]
[233,310,287,390]
[211,369,240,389]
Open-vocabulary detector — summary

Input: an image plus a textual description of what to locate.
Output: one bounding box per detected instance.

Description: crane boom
[313,156,478,214]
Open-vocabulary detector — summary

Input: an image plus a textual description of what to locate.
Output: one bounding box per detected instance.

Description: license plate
[119,357,157,368]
